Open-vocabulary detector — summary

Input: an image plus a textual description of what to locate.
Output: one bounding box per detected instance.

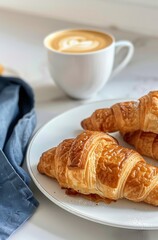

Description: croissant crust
[122,130,158,160]
[37,130,158,206]
[81,91,158,134]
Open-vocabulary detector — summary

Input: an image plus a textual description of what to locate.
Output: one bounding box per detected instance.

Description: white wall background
[0,0,158,36]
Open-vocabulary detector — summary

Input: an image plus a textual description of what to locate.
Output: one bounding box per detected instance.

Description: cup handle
[111,40,134,78]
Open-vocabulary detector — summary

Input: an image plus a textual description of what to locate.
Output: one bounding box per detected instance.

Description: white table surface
[1,8,158,240]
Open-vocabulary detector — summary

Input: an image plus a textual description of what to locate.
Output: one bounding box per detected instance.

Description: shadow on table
[34,83,69,103]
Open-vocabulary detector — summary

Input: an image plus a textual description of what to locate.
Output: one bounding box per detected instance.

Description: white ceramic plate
[26,99,158,230]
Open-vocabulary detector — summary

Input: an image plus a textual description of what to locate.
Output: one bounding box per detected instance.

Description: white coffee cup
[44,29,134,99]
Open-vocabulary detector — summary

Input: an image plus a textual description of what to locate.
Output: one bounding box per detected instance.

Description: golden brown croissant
[37,130,158,206]
[122,130,158,160]
[81,91,158,134]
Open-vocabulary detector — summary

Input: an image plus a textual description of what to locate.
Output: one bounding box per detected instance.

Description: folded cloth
[0,76,39,240]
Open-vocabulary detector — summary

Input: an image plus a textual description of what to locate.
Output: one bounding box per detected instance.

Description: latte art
[59,36,100,52]
[49,30,113,53]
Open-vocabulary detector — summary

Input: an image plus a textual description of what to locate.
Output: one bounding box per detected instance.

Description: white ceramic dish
[26,99,158,230]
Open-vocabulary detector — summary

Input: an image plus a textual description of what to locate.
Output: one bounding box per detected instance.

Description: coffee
[49,30,113,53]
[44,29,134,98]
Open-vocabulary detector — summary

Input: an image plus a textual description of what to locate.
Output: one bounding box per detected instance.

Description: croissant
[122,130,158,160]
[37,130,158,206]
[81,91,158,134]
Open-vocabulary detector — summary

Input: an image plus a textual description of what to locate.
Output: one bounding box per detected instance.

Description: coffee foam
[49,30,113,53]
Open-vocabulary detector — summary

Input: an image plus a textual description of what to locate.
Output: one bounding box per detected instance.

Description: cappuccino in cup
[49,29,113,53]
[44,29,134,99]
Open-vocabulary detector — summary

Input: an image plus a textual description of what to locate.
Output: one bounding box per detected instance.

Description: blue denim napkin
[0,76,39,240]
